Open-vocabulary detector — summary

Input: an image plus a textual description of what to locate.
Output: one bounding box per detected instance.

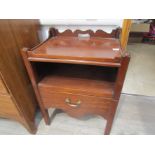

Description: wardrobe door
[0,19,40,133]
[0,74,8,94]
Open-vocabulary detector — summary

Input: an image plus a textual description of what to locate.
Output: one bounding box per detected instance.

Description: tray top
[28,36,123,65]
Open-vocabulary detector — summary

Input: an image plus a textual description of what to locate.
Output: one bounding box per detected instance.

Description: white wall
[39,19,123,41]
[40,19,123,26]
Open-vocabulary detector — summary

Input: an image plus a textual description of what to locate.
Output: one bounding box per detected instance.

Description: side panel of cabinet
[9,19,40,49]
[0,20,39,132]
[0,75,8,94]
[0,94,20,119]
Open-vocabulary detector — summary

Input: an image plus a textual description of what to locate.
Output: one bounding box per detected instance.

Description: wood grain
[9,19,40,49]
[37,63,117,98]
[0,19,40,133]
[21,48,50,125]
[0,94,20,118]
[21,27,130,134]
[49,28,121,38]
[38,75,114,98]
[0,75,8,94]
[38,89,116,119]
[114,54,130,99]
[28,37,122,64]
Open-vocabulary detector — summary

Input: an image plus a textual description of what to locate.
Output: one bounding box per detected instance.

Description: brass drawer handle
[65,98,81,108]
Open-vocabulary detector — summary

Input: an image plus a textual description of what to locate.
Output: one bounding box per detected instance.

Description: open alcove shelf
[35,63,118,98]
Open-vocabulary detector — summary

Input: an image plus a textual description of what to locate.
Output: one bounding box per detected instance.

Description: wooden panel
[21,48,50,125]
[49,28,121,38]
[37,63,116,98]
[0,20,38,125]
[39,75,114,98]
[28,57,121,67]
[9,19,40,49]
[0,94,20,118]
[29,37,122,63]
[114,54,130,99]
[0,75,8,94]
[38,88,115,118]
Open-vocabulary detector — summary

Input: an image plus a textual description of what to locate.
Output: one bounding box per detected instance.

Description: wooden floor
[0,94,155,135]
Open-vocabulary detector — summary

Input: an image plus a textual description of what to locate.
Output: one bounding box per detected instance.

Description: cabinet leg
[104,117,114,135]
[104,104,117,135]
[20,48,50,126]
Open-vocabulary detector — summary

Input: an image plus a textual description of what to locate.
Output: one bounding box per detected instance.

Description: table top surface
[28,36,123,65]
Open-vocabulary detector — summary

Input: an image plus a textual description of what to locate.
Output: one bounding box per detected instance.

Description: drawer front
[0,78,8,94]
[0,94,19,118]
[39,86,116,117]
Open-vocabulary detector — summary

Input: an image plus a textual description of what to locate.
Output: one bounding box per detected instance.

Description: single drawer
[39,86,116,117]
[0,94,19,118]
[0,78,8,94]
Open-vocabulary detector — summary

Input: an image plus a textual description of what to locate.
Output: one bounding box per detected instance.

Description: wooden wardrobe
[0,19,40,133]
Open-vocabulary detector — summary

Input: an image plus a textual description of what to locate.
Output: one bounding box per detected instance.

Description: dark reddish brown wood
[49,27,121,38]
[21,28,130,134]
[28,57,121,67]
[49,28,59,38]
[27,37,122,64]
[37,64,117,98]
[20,48,50,125]
[114,53,130,100]
[38,75,114,98]
[38,88,116,119]
[104,101,117,135]
[9,19,40,49]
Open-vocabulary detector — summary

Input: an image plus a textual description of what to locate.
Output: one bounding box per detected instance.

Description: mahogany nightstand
[21,28,130,134]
